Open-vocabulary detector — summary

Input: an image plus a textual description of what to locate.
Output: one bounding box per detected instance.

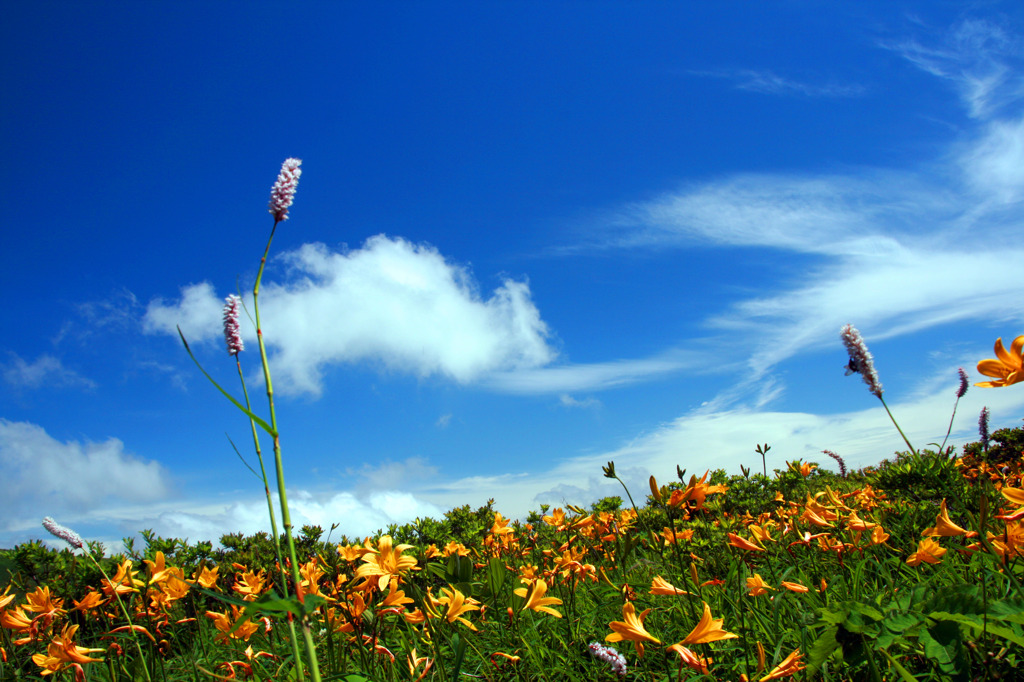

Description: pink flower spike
[269,158,302,222]
[223,294,244,356]
[42,516,85,550]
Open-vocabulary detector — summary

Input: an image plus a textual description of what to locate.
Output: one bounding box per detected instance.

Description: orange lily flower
[102,559,145,596]
[666,643,713,675]
[356,535,419,590]
[975,335,1024,387]
[845,511,876,532]
[513,578,563,618]
[996,487,1024,521]
[680,601,738,645]
[761,648,805,680]
[0,584,14,610]
[205,605,260,643]
[746,574,774,597]
[727,532,765,552]
[381,578,414,609]
[428,586,480,630]
[650,575,688,596]
[407,648,433,682]
[606,601,660,656]
[781,581,809,593]
[907,538,946,566]
[190,565,220,590]
[24,586,65,616]
[922,499,969,537]
[870,525,890,545]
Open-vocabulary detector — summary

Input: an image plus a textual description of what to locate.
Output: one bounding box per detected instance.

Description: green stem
[236,357,305,679]
[83,552,152,682]
[878,395,917,457]
[253,219,322,682]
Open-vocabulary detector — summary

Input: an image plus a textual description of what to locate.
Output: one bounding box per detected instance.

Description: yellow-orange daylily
[606,601,660,656]
[921,499,969,537]
[205,605,260,643]
[845,510,876,532]
[761,648,805,680]
[24,586,64,615]
[31,625,104,676]
[381,578,414,610]
[727,532,765,552]
[907,538,947,566]
[190,565,220,590]
[428,586,481,630]
[746,574,775,597]
[407,648,433,682]
[666,643,713,675]
[514,578,563,618]
[355,535,419,590]
[975,335,1024,387]
[780,581,809,593]
[102,559,145,596]
[650,575,688,596]
[680,601,738,645]
[0,584,14,610]
[997,487,1024,521]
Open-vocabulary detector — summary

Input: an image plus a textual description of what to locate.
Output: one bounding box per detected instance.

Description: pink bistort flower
[223,294,244,356]
[42,516,85,550]
[269,158,302,222]
[841,324,883,398]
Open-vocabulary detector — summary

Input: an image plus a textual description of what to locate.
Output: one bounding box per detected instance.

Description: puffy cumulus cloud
[144,281,223,340]
[143,236,556,396]
[2,353,96,390]
[0,419,171,533]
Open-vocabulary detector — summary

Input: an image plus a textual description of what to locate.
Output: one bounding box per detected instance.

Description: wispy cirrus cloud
[691,68,865,98]
[883,18,1024,119]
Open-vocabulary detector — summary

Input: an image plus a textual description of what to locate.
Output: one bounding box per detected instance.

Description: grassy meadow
[2,422,1023,681]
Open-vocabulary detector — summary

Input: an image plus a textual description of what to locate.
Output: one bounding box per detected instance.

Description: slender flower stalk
[254,158,321,681]
[224,296,304,678]
[822,450,847,478]
[979,407,990,452]
[41,518,152,682]
[840,324,917,456]
[939,368,969,453]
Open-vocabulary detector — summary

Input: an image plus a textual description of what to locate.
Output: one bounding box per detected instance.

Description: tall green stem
[878,396,917,457]
[253,220,322,682]
[235,357,305,679]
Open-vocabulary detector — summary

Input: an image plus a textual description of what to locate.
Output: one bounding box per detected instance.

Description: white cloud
[3,353,96,390]
[436,413,452,428]
[485,353,697,394]
[0,419,171,535]
[692,68,865,98]
[885,18,1024,119]
[144,281,223,342]
[559,394,601,409]
[144,236,556,396]
[961,114,1024,205]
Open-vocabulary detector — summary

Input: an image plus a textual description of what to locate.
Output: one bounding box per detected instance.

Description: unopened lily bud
[649,475,662,503]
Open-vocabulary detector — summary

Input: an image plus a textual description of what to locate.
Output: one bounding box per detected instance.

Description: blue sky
[3,2,1024,550]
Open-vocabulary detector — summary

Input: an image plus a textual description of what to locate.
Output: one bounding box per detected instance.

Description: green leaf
[178,327,275,436]
[877,647,922,682]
